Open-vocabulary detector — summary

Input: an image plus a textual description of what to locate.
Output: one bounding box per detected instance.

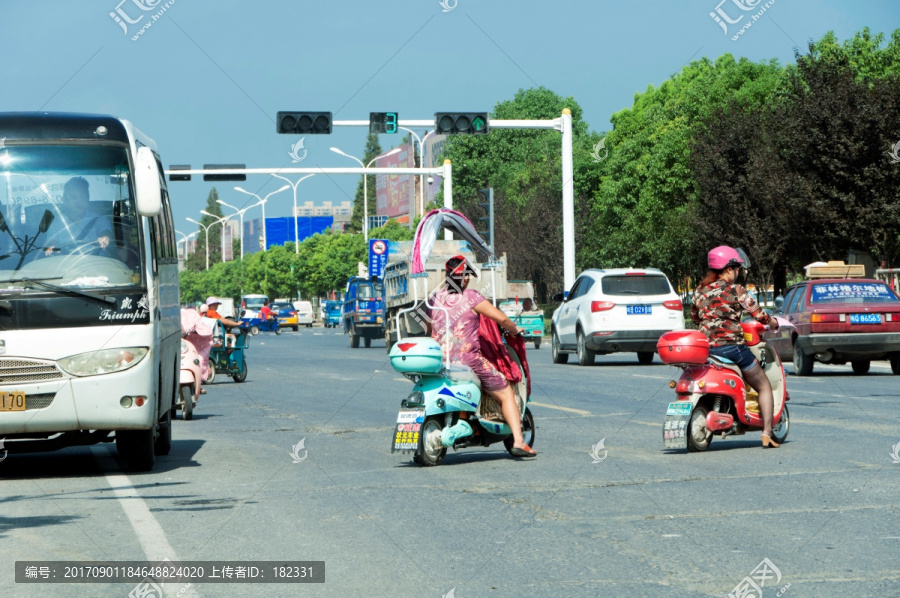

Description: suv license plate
[849,314,881,325]
[0,391,26,411]
[627,305,651,315]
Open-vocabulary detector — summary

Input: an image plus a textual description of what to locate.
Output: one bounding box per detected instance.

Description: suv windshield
[810,282,899,304]
[0,145,142,290]
[601,275,671,296]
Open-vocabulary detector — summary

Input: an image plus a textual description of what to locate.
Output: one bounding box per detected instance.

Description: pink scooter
[179,309,213,420]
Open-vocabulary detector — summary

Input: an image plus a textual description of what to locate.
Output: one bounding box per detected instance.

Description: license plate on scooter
[391,408,425,453]
[663,402,692,450]
[666,402,692,416]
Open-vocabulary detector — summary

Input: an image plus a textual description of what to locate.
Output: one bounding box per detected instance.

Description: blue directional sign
[368,239,389,279]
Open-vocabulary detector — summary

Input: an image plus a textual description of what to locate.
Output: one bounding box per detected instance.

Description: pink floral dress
[429,288,508,391]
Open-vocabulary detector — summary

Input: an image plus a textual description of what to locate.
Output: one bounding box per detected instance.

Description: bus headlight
[58,347,149,377]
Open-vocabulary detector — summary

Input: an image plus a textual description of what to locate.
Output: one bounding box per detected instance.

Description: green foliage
[183,187,224,272]
[582,55,785,286]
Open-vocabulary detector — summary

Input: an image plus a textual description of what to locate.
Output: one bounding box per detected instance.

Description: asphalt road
[2,328,899,597]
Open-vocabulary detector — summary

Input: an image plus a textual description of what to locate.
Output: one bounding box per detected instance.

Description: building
[293,200,352,217]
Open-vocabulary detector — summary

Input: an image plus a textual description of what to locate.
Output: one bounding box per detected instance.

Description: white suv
[551,268,685,365]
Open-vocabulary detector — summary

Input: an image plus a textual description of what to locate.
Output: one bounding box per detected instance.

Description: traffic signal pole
[171,112,576,290]
[332,116,575,290]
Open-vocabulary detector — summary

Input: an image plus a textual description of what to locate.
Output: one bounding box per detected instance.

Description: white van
[293,300,314,327]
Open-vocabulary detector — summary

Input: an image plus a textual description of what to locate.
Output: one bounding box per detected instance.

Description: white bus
[0,112,180,471]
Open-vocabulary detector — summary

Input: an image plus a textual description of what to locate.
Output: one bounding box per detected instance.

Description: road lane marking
[632,374,670,380]
[529,401,591,416]
[97,447,201,597]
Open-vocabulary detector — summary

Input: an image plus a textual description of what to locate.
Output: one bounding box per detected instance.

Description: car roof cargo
[805,261,865,279]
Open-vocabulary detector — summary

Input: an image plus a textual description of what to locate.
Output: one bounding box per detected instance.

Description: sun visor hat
[206,296,222,306]
[445,255,478,277]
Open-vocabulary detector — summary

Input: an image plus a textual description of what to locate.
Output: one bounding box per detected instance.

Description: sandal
[510,445,537,458]
[761,433,780,448]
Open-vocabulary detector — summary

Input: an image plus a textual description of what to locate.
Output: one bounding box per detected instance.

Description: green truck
[500,281,544,349]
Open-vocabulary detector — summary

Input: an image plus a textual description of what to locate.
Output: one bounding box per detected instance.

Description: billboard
[375,143,415,219]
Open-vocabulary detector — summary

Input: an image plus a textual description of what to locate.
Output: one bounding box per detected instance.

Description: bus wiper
[0,276,116,305]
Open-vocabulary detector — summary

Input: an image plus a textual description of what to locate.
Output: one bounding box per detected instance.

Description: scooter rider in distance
[428,256,536,457]
[691,247,781,447]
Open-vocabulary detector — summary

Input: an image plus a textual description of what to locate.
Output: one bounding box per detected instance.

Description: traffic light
[434,112,489,135]
[276,112,332,134]
[477,188,494,252]
[370,112,398,134]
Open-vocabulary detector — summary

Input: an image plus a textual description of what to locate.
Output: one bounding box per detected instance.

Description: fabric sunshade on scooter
[411,208,493,275]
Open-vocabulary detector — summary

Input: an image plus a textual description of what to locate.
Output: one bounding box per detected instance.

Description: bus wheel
[117,428,156,471]
[154,409,172,455]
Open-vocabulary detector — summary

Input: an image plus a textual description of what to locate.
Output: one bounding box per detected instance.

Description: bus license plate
[627,305,651,315]
[0,391,26,411]
[849,314,881,325]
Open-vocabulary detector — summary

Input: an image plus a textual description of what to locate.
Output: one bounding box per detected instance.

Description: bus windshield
[0,145,143,290]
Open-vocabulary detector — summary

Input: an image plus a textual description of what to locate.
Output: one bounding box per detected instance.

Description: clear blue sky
[1,0,897,235]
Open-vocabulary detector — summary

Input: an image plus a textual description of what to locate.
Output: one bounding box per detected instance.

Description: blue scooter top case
[389,337,444,373]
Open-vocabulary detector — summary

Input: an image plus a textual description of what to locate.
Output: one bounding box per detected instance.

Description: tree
[435,86,600,300]
[582,54,785,289]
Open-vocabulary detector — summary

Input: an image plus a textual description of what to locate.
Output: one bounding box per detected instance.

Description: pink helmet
[708,246,746,270]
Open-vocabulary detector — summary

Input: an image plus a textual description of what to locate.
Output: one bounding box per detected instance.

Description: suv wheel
[891,353,900,375]
[637,351,654,365]
[551,331,568,364]
[576,328,595,366]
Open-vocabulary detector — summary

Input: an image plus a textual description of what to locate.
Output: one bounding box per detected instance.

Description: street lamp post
[234,185,290,252]
[186,217,215,271]
[330,146,402,241]
[175,230,197,265]
[272,174,315,254]
[399,127,432,224]
[201,211,230,263]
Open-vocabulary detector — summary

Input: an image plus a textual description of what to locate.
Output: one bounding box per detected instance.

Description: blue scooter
[388,333,534,466]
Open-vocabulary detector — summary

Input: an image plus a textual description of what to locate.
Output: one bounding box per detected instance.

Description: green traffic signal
[434,112,489,135]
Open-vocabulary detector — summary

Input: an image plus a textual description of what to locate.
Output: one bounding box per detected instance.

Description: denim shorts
[709,344,758,371]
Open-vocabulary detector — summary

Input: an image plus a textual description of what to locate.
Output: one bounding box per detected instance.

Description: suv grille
[0,359,65,384]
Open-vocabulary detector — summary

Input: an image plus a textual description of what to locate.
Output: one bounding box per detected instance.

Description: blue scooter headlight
[406,390,424,406]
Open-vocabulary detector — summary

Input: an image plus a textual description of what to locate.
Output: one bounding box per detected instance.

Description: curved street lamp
[233,185,290,251]
[330,146,402,241]
[186,217,216,271]
[271,174,316,254]
[200,211,231,263]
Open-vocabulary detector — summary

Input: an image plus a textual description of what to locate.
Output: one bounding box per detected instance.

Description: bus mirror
[134,146,162,217]
[38,210,54,233]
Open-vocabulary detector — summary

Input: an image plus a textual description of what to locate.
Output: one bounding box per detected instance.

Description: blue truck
[323,300,342,328]
[343,277,385,348]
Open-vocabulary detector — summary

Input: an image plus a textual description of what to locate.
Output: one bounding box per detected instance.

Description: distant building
[293,200,352,217]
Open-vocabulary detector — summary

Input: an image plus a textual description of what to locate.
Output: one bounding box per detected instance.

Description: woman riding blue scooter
[426,256,536,458]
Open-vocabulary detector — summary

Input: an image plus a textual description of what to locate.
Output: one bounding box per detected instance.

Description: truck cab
[343,277,384,348]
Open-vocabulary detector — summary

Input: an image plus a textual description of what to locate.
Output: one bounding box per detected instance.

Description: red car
[768,278,900,375]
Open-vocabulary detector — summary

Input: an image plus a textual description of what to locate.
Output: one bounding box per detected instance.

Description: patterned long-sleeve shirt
[691,280,771,346]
